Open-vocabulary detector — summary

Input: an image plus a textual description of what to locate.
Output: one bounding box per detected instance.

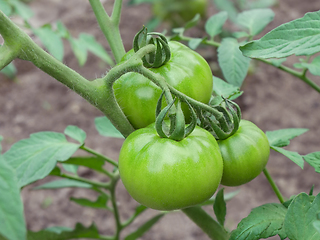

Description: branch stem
[263,168,285,204]
[89,0,126,63]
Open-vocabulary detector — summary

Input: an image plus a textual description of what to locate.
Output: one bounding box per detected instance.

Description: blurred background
[0,0,320,239]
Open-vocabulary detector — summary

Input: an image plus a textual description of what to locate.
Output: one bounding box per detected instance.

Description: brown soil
[1,0,320,239]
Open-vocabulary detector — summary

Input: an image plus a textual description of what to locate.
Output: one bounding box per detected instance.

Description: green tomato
[118,124,223,211]
[218,120,270,187]
[152,0,207,26]
[113,41,213,129]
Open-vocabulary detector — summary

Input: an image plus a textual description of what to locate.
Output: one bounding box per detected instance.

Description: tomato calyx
[198,98,241,140]
[155,92,197,141]
[133,26,171,68]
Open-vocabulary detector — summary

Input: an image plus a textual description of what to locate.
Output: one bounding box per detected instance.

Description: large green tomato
[152,0,207,27]
[218,120,270,187]
[113,41,213,129]
[118,124,223,211]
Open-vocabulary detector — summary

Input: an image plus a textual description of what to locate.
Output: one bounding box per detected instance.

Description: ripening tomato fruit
[118,124,223,210]
[218,120,270,186]
[113,41,213,129]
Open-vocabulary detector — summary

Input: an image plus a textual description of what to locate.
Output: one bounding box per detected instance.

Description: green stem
[80,145,118,168]
[60,173,111,189]
[89,0,126,63]
[0,44,19,70]
[263,168,285,204]
[110,178,122,240]
[182,206,229,240]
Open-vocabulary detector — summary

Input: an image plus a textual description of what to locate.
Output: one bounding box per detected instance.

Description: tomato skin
[218,120,270,187]
[118,124,223,211]
[152,0,207,26]
[113,41,213,129]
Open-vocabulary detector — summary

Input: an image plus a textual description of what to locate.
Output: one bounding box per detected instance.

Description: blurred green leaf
[240,10,320,58]
[0,156,26,240]
[62,156,106,174]
[95,116,124,138]
[184,14,200,30]
[294,55,320,76]
[64,125,86,145]
[188,38,203,50]
[34,179,92,190]
[236,9,275,36]
[33,26,64,61]
[61,163,78,174]
[213,188,226,226]
[11,0,33,20]
[27,223,100,240]
[212,76,243,100]
[69,38,87,66]
[212,0,238,22]
[218,38,250,87]
[70,194,109,209]
[0,0,12,16]
[124,214,165,240]
[56,21,69,38]
[205,11,228,38]
[0,62,17,79]
[79,33,114,66]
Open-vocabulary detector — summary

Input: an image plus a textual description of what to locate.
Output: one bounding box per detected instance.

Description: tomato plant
[217,120,270,186]
[113,41,213,129]
[1,1,320,240]
[118,123,223,211]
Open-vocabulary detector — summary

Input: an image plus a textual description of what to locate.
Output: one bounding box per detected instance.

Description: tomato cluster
[117,41,270,211]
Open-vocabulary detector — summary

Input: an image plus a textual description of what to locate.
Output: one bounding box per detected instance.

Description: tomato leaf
[124,214,165,240]
[304,152,320,173]
[184,14,201,30]
[33,179,92,190]
[284,193,320,240]
[271,146,304,169]
[79,33,115,66]
[10,0,33,20]
[0,156,26,240]
[69,37,88,66]
[205,11,228,38]
[240,10,320,58]
[61,156,106,174]
[212,76,243,100]
[269,58,287,67]
[70,194,109,209]
[95,116,124,138]
[27,222,100,240]
[61,163,78,174]
[213,188,226,226]
[212,0,238,23]
[218,38,251,87]
[56,21,70,39]
[266,128,308,147]
[0,61,17,79]
[0,135,3,153]
[64,125,86,145]
[3,132,80,187]
[0,0,12,16]
[236,9,275,36]
[294,55,320,76]
[33,26,64,62]
[188,38,203,50]
[229,203,287,240]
